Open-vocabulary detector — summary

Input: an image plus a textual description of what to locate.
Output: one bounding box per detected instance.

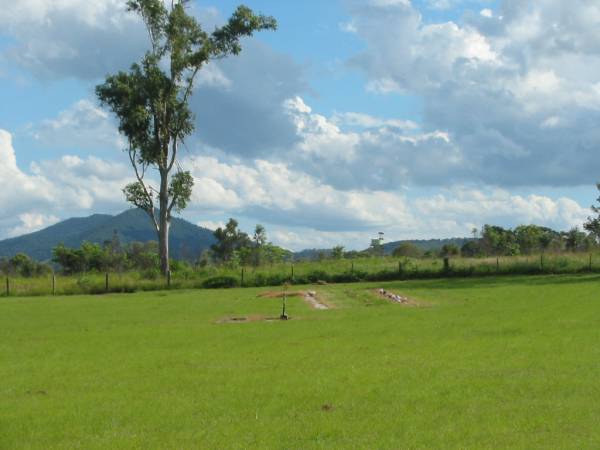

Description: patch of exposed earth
[258,290,331,310]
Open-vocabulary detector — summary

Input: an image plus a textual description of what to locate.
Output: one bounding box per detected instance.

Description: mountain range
[0,209,471,261]
[0,209,215,261]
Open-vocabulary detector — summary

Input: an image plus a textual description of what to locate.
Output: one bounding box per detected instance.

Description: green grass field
[2,275,600,449]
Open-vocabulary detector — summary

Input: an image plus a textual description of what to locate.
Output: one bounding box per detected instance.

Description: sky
[1,0,599,251]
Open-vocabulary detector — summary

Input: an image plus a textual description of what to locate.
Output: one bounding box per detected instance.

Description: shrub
[202,276,239,289]
[305,270,330,283]
[141,268,161,280]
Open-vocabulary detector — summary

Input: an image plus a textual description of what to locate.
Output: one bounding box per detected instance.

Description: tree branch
[128,145,159,232]
[167,138,178,173]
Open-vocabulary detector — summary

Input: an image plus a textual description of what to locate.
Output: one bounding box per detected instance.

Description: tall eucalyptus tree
[97,0,276,275]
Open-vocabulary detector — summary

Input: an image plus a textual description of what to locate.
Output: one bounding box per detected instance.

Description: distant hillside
[0,209,216,261]
[294,238,473,260]
[382,238,473,254]
[293,248,333,260]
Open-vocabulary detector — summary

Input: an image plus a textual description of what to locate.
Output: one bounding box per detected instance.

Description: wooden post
[351,262,354,275]
[5,277,9,297]
[496,257,500,272]
[240,268,244,287]
[443,257,450,272]
[590,254,593,272]
[291,265,294,280]
[105,273,109,292]
[167,270,171,288]
[398,261,402,274]
[52,275,56,296]
[540,254,544,271]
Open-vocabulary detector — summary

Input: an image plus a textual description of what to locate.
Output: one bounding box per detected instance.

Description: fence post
[5,277,9,297]
[590,254,593,272]
[291,265,294,280]
[240,268,244,287]
[167,270,171,288]
[540,254,544,271]
[443,257,450,272]
[105,273,109,292]
[398,261,402,274]
[351,262,354,275]
[496,257,500,273]
[52,275,56,296]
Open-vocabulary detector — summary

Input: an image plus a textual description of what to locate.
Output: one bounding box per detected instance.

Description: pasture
[2,275,600,448]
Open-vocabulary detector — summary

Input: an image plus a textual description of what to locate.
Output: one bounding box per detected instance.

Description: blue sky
[0,0,598,250]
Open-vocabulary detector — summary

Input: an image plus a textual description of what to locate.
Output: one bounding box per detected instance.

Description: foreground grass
[2,275,600,448]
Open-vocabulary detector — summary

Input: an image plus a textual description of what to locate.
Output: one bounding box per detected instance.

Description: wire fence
[2,253,600,298]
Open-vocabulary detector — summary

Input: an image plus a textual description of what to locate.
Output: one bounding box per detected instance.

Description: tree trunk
[159,214,170,276]
[158,170,170,276]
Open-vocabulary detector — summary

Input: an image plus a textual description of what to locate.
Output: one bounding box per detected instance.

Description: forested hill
[294,238,473,260]
[382,238,473,254]
[0,209,216,261]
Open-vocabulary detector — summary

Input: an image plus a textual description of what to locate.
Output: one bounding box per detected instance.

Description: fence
[2,253,600,298]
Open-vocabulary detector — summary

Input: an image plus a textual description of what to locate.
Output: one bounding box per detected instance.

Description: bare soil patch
[303,290,330,310]
[258,290,332,310]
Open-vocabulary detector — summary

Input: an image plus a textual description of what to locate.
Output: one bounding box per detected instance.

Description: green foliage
[392,242,423,258]
[52,241,161,275]
[331,246,345,259]
[565,227,592,252]
[369,238,384,257]
[585,183,600,241]
[251,224,267,267]
[211,219,251,263]
[441,243,460,257]
[202,275,239,289]
[460,240,484,257]
[481,225,521,256]
[168,171,194,213]
[0,254,51,277]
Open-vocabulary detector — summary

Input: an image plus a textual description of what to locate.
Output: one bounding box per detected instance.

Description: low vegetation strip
[2,253,600,298]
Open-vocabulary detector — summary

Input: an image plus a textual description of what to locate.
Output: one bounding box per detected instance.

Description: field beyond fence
[2,252,600,298]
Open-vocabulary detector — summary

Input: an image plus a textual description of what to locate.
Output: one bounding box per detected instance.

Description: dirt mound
[375,288,419,307]
[258,290,331,310]
[304,290,330,310]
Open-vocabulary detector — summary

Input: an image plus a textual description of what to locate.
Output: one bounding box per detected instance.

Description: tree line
[0,220,290,277]
[390,225,596,259]
[3,218,600,277]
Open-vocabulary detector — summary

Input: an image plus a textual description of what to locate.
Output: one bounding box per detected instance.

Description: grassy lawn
[2,275,600,449]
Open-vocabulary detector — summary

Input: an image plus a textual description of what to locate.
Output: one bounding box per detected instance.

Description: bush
[392,243,423,258]
[202,275,239,289]
[141,268,161,280]
[305,270,330,283]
